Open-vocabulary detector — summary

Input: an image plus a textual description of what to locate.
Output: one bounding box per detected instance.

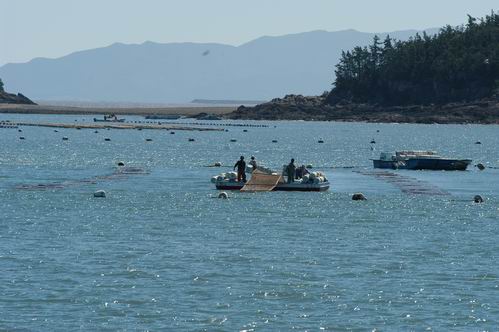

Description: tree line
[327,12,499,106]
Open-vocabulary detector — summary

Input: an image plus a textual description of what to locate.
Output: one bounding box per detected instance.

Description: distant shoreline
[0,104,235,117]
[3,100,499,125]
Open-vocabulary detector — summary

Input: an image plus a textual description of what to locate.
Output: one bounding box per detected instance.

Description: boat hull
[216,181,330,192]
[373,159,472,171]
[93,118,126,123]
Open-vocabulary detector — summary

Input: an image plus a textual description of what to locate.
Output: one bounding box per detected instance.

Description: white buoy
[93,190,106,198]
[218,192,229,199]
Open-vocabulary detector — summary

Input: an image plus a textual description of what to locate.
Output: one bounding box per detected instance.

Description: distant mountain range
[0,29,438,103]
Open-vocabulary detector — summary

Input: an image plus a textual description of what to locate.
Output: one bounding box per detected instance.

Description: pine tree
[328,12,499,106]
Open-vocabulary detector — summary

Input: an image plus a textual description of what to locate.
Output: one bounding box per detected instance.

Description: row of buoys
[351,192,486,203]
[214,191,485,203]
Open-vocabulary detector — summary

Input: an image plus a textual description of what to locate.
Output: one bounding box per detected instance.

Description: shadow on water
[14,166,149,191]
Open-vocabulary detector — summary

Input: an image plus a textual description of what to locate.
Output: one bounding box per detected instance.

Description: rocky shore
[0,90,36,105]
[227,94,499,124]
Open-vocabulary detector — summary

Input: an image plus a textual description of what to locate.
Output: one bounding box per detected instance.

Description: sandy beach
[0,103,236,116]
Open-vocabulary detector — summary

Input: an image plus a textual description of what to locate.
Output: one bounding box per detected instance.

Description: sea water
[1,114,499,331]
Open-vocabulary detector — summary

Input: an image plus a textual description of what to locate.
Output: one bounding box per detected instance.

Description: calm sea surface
[1,114,499,331]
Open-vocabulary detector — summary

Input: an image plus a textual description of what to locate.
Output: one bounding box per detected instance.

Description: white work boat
[212,168,330,192]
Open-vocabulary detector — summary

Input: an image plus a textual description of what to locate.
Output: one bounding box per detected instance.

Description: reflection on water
[1,113,499,330]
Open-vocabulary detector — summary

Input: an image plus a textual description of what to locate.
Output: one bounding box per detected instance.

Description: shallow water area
[1,114,499,330]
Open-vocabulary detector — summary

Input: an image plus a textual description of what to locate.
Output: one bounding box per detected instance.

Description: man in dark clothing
[234,156,247,182]
[286,158,296,183]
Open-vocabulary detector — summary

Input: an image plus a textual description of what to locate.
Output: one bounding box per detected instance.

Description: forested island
[229,12,499,123]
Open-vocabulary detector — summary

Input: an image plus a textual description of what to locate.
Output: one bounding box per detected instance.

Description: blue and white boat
[373,151,472,171]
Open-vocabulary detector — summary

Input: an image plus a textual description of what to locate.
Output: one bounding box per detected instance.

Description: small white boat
[94,115,125,122]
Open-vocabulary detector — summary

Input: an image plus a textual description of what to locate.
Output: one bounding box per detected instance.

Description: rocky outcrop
[226,94,499,124]
[0,91,37,105]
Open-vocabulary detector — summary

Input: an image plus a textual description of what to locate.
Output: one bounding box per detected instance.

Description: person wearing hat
[234,156,247,182]
[249,156,258,172]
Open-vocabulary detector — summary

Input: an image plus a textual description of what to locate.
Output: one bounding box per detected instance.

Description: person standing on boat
[249,156,258,172]
[234,156,247,183]
[286,158,296,183]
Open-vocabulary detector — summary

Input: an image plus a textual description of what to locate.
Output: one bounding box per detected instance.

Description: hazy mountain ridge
[0,29,438,103]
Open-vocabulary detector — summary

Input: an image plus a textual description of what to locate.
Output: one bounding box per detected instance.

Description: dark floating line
[15,167,149,191]
[357,170,450,196]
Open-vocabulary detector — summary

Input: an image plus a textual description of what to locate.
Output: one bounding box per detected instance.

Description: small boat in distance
[373,151,472,171]
[93,114,125,122]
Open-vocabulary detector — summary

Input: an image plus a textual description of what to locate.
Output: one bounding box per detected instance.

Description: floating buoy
[18,129,22,132]
[476,163,486,171]
[94,130,99,133]
[352,193,367,201]
[62,137,69,141]
[138,128,142,131]
[318,140,324,144]
[76,127,81,130]
[117,161,125,167]
[272,140,278,143]
[475,141,482,145]
[54,130,58,133]
[214,162,222,167]
[243,129,248,132]
[225,129,229,132]
[146,138,153,142]
[376,130,380,133]
[230,139,237,142]
[370,140,376,144]
[170,131,175,135]
[188,138,195,142]
[104,138,111,141]
[93,190,106,198]
[19,136,25,140]
[218,192,229,199]
[474,195,484,203]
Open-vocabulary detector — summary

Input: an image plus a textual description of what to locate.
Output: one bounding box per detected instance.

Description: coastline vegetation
[327,12,499,106]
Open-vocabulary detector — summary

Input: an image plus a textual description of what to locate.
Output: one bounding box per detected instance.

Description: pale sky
[1,0,497,66]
